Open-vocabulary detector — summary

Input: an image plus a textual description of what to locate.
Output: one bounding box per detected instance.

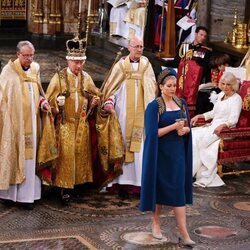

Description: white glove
[57,95,65,106]
[209,91,218,105]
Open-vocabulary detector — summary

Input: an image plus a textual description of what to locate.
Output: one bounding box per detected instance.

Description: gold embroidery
[156,97,165,115]
[25,135,33,148]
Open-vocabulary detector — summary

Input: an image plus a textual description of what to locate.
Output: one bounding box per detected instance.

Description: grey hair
[218,72,240,92]
[16,41,35,52]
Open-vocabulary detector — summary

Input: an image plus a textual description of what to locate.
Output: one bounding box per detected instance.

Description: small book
[177,15,196,31]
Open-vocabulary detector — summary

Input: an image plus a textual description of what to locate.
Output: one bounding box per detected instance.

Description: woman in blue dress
[140,68,194,246]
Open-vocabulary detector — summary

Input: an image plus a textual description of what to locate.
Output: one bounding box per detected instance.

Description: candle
[87,0,91,16]
[79,0,82,14]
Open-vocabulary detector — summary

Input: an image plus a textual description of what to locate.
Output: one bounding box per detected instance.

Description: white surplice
[192,91,242,187]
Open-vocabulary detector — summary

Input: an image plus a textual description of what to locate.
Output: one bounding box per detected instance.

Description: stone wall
[197,0,247,42]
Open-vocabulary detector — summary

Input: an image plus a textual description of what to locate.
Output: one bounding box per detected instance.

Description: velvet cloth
[140,98,193,212]
[176,59,203,106]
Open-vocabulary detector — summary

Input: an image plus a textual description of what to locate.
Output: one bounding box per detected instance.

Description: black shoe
[118,189,130,199]
[61,194,71,206]
[70,189,80,199]
[21,203,34,210]
[2,200,15,207]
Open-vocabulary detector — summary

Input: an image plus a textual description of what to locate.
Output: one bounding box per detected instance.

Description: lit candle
[79,0,82,14]
[87,0,91,16]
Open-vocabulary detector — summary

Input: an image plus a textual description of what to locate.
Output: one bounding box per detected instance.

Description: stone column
[197,0,211,29]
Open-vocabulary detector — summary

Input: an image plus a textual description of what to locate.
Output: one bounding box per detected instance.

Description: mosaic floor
[0,47,108,89]
[0,174,249,250]
[0,45,250,250]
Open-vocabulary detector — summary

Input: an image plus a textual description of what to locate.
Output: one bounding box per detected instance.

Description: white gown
[192,91,242,187]
[0,79,41,203]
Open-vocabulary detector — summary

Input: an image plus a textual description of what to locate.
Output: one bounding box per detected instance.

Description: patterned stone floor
[0,45,250,250]
[0,174,249,250]
[0,47,108,89]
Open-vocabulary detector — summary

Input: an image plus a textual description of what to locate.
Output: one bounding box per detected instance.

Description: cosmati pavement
[0,174,249,250]
[0,47,250,250]
[0,47,108,89]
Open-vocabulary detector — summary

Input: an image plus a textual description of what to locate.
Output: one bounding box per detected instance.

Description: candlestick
[79,0,82,14]
[87,0,91,16]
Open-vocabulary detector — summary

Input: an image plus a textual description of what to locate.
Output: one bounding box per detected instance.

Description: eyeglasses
[129,45,144,49]
[20,53,34,58]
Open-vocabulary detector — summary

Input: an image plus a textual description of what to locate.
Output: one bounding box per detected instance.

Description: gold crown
[66,35,87,61]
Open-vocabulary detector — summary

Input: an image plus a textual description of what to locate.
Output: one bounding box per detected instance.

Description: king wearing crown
[41,35,124,204]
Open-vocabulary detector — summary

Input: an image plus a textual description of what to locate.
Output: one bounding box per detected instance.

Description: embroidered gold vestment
[0,59,41,190]
[46,68,101,188]
[102,55,157,163]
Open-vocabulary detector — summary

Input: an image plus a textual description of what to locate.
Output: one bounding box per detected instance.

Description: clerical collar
[22,66,30,71]
[130,58,140,63]
[193,43,202,48]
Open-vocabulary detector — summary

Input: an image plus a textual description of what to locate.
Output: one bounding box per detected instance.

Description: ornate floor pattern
[0,48,250,249]
[0,236,94,250]
[0,174,249,250]
[0,47,108,88]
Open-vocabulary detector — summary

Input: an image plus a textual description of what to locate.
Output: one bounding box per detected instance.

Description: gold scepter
[100,47,124,91]
[55,63,66,124]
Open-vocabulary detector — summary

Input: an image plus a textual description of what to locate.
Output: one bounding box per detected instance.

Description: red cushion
[238,81,250,127]
[240,81,250,99]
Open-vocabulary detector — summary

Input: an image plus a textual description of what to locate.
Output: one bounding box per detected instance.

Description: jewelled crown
[66,35,87,61]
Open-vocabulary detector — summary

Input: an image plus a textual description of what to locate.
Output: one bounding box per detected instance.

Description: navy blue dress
[157,109,186,206]
[140,98,193,212]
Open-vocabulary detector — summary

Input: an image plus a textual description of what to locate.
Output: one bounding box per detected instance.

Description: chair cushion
[238,81,250,127]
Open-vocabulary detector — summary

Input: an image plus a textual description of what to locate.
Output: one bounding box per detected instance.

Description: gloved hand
[39,97,51,113]
[103,103,114,113]
[57,95,65,106]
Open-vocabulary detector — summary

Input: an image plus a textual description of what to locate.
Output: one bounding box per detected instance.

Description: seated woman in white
[190,72,242,187]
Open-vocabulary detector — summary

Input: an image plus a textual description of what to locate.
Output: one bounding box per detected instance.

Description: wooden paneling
[0,0,26,20]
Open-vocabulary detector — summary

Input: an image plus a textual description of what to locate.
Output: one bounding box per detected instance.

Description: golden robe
[102,55,157,162]
[0,59,42,190]
[46,68,101,189]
